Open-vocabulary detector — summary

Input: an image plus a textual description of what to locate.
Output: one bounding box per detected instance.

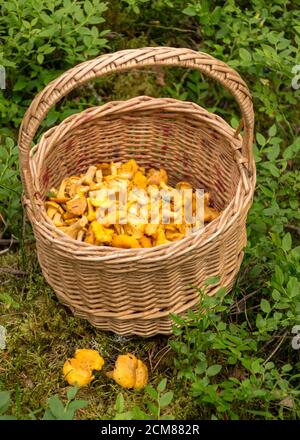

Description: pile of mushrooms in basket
[45,159,221,248]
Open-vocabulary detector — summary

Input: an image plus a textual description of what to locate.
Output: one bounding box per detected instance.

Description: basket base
[42,265,239,337]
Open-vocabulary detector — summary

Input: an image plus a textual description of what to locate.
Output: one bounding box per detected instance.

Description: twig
[230,304,260,315]
[263,331,288,366]
[0,236,15,255]
[138,23,196,33]
[0,267,27,276]
[0,238,19,245]
[148,347,154,373]
[152,346,172,372]
[284,224,300,236]
[230,289,261,314]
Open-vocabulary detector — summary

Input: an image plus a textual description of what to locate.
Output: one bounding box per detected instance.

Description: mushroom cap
[112,234,141,249]
[75,349,105,371]
[134,359,149,390]
[63,358,94,387]
[108,353,148,389]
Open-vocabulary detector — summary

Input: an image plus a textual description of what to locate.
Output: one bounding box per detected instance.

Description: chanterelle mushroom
[74,349,105,371]
[56,178,69,199]
[90,221,114,244]
[112,234,141,249]
[66,196,87,216]
[63,358,94,388]
[58,216,88,239]
[106,353,148,390]
[83,165,97,185]
[45,161,222,248]
[45,201,64,220]
[63,349,104,387]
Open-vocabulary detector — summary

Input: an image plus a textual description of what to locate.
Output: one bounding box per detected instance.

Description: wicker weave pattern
[19,47,255,336]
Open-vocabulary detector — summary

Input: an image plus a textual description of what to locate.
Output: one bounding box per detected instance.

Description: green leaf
[239,48,252,63]
[0,391,11,414]
[131,406,150,420]
[275,266,284,285]
[67,387,78,401]
[157,378,167,393]
[114,411,134,420]
[283,139,300,160]
[159,391,174,408]
[37,53,44,64]
[114,393,125,414]
[182,6,197,16]
[204,276,220,286]
[256,313,266,329]
[145,386,158,400]
[272,289,281,301]
[256,133,266,147]
[287,277,299,298]
[0,415,17,420]
[146,401,159,417]
[282,233,292,251]
[42,409,56,420]
[260,299,271,314]
[67,399,88,411]
[84,0,93,14]
[206,364,222,377]
[251,359,262,374]
[60,409,75,420]
[195,360,208,375]
[266,143,280,161]
[48,396,65,419]
[268,124,277,137]
[282,364,293,373]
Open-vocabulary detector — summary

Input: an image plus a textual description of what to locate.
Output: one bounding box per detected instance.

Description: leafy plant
[0,391,17,420]
[43,387,88,420]
[170,272,300,420]
[113,379,174,420]
[0,387,88,420]
[0,137,22,239]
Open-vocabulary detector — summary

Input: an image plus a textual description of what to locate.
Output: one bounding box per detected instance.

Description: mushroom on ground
[63,349,104,387]
[74,349,105,371]
[106,353,148,390]
[63,358,94,387]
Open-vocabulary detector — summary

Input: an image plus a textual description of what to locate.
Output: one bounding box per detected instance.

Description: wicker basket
[18,47,255,336]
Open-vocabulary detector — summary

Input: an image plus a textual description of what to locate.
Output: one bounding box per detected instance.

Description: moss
[0,248,195,419]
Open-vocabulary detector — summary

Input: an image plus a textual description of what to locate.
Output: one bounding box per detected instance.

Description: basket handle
[19,47,254,207]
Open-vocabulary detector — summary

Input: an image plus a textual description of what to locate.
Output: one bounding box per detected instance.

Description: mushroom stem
[83,166,97,185]
[59,216,88,239]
